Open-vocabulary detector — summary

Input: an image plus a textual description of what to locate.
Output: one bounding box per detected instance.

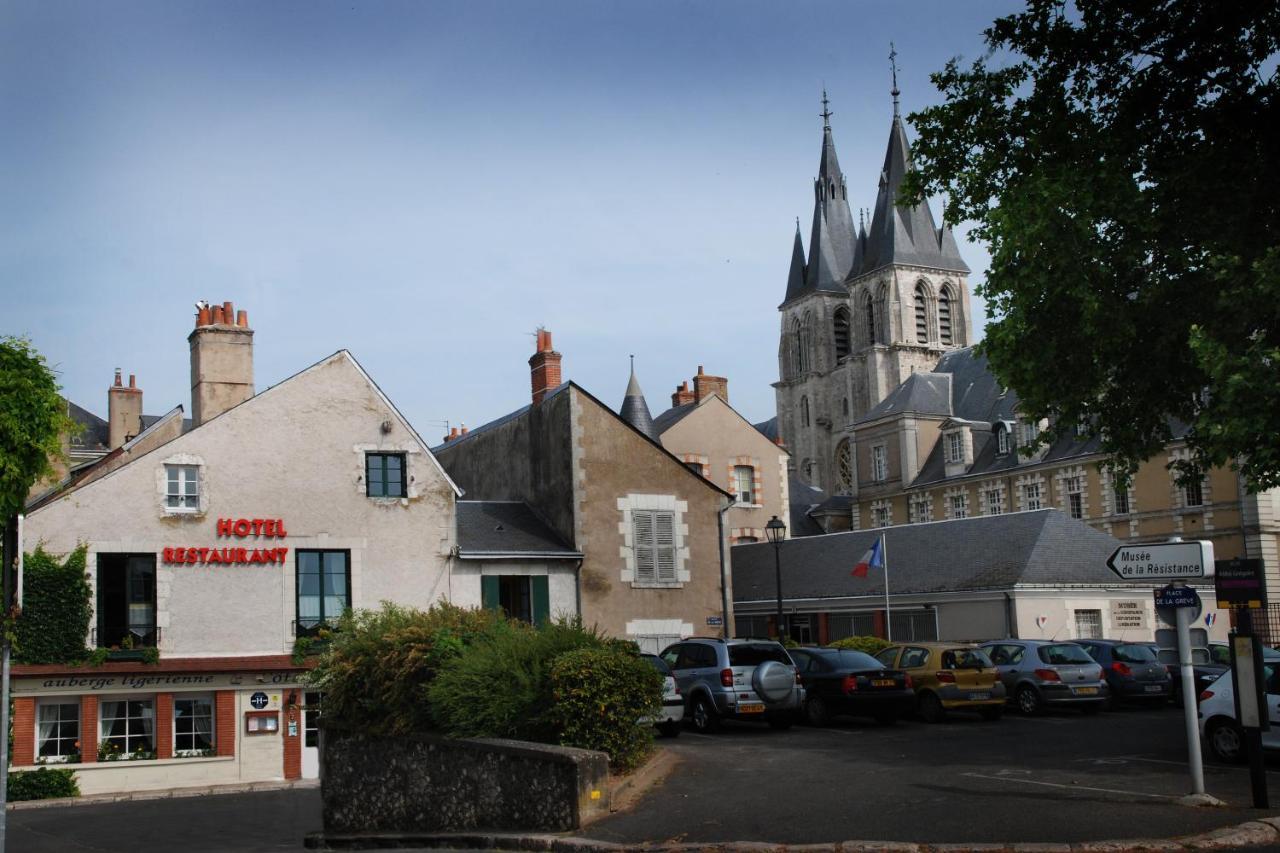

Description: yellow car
[875,642,1007,722]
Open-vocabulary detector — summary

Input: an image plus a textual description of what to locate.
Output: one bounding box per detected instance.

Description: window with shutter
[655,512,676,581]
[633,511,656,583]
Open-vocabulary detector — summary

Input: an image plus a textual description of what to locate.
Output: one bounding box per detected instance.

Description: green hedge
[15,546,91,664]
[8,767,79,801]
[548,646,662,771]
[828,635,891,655]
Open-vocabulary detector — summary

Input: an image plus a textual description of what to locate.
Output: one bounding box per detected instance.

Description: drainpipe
[1004,591,1016,638]
[718,500,731,639]
[573,558,584,621]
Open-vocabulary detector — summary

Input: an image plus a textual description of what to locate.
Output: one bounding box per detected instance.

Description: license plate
[968,692,990,701]
[1074,687,1098,696]
[738,702,765,714]
[872,679,895,687]
[1144,685,1164,693]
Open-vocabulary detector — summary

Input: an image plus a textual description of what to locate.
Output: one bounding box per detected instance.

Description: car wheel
[689,695,720,733]
[804,695,830,727]
[1206,718,1245,764]
[919,691,947,723]
[657,720,682,738]
[979,706,1003,721]
[1015,685,1041,716]
[767,716,794,731]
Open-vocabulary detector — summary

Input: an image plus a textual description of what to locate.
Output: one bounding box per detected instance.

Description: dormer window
[946,432,964,464]
[996,425,1010,456]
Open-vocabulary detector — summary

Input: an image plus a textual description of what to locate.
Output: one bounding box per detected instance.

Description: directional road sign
[1106,540,1215,581]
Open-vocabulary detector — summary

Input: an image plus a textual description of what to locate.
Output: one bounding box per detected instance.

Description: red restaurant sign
[162,517,289,566]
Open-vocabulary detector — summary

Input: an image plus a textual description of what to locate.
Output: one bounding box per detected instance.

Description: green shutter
[531,576,550,626]
[481,575,500,612]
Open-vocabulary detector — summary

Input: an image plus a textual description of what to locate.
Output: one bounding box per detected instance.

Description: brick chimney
[529,329,562,406]
[692,365,729,404]
[189,300,254,427]
[107,368,143,449]
[671,381,695,408]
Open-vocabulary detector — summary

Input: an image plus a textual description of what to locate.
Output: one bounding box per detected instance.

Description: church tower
[773,58,973,497]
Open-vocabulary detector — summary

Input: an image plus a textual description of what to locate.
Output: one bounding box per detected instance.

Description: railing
[94,624,161,649]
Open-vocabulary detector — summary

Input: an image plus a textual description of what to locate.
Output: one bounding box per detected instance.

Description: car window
[1077,643,1100,660]
[675,644,707,669]
[660,646,681,669]
[1267,664,1280,696]
[875,647,900,667]
[728,643,791,667]
[1007,645,1026,665]
[942,649,992,669]
[831,650,882,670]
[1211,645,1232,665]
[1038,643,1095,665]
[985,645,1008,665]
[900,647,930,669]
[1113,644,1157,663]
[695,645,721,667]
[643,654,672,676]
[788,650,812,673]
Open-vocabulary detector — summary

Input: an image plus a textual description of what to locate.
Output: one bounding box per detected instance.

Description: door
[301,691,322,779]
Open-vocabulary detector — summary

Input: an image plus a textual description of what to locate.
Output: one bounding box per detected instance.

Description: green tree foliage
[1,336,75,520]
[828,635,891,655]
[14,546,92,664]
[548,647,662,771]
[7,767,79,801]
[903,1,1280,490]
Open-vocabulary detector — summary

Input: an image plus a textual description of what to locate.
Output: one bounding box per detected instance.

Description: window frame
[173,694,216,756]
[365,452,407,498]
[1113,486,1130,516]
[996,426,1010,456]
[871,444,888,482]
[164,464,200,513]
[946,431,964,463]
[1184,480,1204,508]
[99,697,157,760]
[36,700,80,763]
[949,493,968,519]
[1023,482,1043,511]
[295,549,352,637]
[1066,476,1083,519]
[733,465,755,505]
[632,509,678,585]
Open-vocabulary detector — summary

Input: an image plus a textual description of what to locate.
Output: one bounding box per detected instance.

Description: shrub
[428,618,616,743]
[307,602,504,735]
[548,646,662,771]
[8,767,79,801]
[828,635,891,655]
[15,546,91,664]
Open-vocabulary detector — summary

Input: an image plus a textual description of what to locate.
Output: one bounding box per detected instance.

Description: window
[938,287,953,345]
[304,691,322,749]
[1185,480,1204,507]
[871,445,887,482]
[1075,420,1089,437]
[1066,476,1083,519]
[683,461,704,477]
[296,550,350,635]
[482,574,550,625]
[735,535,759,544]
[798,312,813,372]
[946,431,964,463]
[37,702,80,762]
[100,699,155,759]
[1114,486,1130,515]
[909,495,931,523]
[835,440,852,492]
[833,307,851,359]
[842,397,849,417]
[96,554,157,649]
[165,464,199,511]
[800,396,810,428]
[632,510,677,584]
[366,452,406,498]
[914,283,929,343]
[949,494,967,519]
[872,504,891,528]
[790,318,804,376]
[734,465,755,504]
[863,292,876,346]
[1023,482,1042,510]
[996,426,1009,456]
[983,489,1002,516]
[1073,610,1103,640]
[174,696,214,755]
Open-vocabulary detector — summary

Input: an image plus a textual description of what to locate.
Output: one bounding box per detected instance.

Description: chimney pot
[114,368,122,387]
[237,309,248,328]
[197,305,210,326]
[211,305,225,325]
[223,301,234,323]
[128,374,136,389]
[460,424,469,435]
[190,299,255,427]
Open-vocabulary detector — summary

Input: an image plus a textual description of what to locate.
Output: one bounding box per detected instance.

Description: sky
[1,1,1020,437]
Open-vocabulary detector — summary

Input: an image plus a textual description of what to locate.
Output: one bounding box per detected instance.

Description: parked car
[788,647,916,726]
[980,639,1108,715]
[1198,646,1280,762]
[659,638,803,733]
[874,642,1006,722]
[1137,642,1227,704]
[1077,640,1172,707]
[639,653,684,737]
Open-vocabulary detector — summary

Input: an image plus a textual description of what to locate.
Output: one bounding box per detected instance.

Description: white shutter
[633,511,656,582]
[655,512,676,582]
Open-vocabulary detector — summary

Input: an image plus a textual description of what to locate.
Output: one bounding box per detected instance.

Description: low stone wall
[320,727,611,834]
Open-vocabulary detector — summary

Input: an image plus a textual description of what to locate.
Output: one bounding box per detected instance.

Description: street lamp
[765,515,787,643]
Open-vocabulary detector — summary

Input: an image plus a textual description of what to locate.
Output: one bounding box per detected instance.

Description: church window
[800,396,810,427]
[833,307,851,359]
[914,282,929,343]
[938,286,954,345]
[790,318,803,377]
[835,440,852,492]
[871,445,887,482]
[842,397,849,417]
[799,312,814,373]
[863,292,876,346]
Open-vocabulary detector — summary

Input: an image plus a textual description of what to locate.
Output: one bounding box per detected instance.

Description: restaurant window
[96,554,157,649]
[482,575,550,625]
[165,464,199,512]
[100,699,155,759]
[37,702,80,763]
[174,695,215,756]
[366,452,406,498]
[734,465,755,504]
[296,550,350,636]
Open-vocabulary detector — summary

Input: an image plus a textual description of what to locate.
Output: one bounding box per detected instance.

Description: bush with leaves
[828,636,891,655]
[15,546,92,664]
[8,767,79,801]
[307,601,503,735]
[547,646,662,771]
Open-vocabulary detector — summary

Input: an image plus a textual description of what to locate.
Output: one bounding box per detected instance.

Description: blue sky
[1,1,1019,435]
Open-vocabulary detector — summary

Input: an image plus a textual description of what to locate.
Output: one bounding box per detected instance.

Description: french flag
[852,536,885,578]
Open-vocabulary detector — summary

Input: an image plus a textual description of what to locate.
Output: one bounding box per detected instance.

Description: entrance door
[302,691,322,779]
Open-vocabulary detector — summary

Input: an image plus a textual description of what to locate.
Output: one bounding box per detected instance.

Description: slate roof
[429,383,570,454]
[619,367,659,442]
[65,400,109,452]
[856,371,952,424]
[788,474,828,538]
[140,413,192,433]
[753,416,779,443]
[731,509,1164,604]
[455,501,581,558]
[653,402,697,435]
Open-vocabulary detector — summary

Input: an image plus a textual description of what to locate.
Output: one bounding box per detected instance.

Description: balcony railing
[94,624,161,650]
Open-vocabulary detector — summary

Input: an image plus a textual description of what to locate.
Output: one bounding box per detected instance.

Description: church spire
[804,89,856,294]
[783,218,807,302]
[620,356,659,442]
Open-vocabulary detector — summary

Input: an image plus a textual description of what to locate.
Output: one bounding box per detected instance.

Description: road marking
[961,772,1177,800]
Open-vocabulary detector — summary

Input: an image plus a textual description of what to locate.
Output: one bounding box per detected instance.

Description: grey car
[981,639,1109,715]
[659,638,803,732]
[1077,639,1172,707]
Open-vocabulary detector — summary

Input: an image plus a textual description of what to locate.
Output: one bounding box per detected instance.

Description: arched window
[800,396,810,427]
[842,397,849,417]
[863,291,876,346]
[939,286,954,345]
[835,440,852,493]
[833,307,851,360]
[914,282,929,343]
[790,317,803,376]
[996,424,1009,455]
[799,312,813,372]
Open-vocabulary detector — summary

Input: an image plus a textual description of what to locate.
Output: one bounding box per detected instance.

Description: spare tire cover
[752,660,794,704]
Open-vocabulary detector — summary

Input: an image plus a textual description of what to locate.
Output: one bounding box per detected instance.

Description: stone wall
[321,728,610,834]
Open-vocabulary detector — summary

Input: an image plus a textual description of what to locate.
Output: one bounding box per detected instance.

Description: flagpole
[882,533,892,642]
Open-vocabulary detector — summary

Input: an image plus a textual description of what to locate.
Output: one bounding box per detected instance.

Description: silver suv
[659,638,803,732]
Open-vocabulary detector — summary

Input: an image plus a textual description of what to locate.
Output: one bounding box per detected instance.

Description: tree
[903,0,1280,491]
[0,336,74,521]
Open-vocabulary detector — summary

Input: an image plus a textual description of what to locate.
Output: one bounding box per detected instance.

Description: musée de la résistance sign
[162,517,289,565]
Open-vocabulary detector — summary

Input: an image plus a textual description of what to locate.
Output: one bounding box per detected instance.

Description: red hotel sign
[162,517,290,566]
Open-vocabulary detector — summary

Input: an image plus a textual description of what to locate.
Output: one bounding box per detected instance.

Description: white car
[641,653,684,737]
[1197,646,1280,763]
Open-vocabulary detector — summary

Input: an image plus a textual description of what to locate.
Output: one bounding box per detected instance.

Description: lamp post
[765,515,787,643]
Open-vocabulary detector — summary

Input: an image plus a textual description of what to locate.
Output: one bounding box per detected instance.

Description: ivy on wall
[15,545,92,664]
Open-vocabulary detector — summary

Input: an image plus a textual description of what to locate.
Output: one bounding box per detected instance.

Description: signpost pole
[1173,579,1206,796]
[1236,607,1269,808]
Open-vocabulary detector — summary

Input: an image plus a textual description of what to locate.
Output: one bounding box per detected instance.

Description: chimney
[189,299,254,427]
[529,328,562,406]
[107,368,143,449]
[692,365,729,404]
[671,381,695,408]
